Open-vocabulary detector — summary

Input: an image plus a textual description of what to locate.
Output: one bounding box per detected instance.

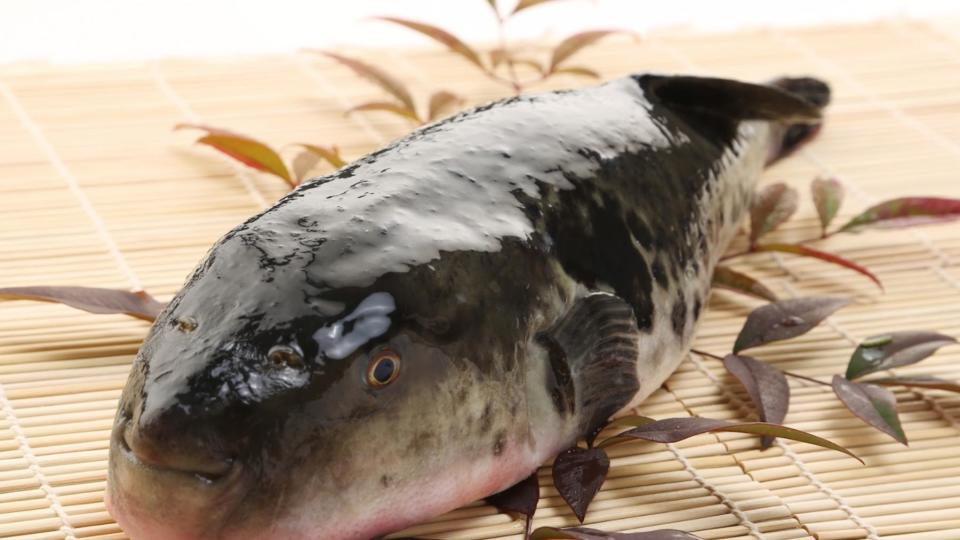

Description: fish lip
[114,415,242,486]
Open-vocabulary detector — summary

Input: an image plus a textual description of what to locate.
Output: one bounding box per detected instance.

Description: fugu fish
[106,73,830,540]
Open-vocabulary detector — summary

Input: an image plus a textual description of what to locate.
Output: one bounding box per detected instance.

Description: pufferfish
[106,73,829,539]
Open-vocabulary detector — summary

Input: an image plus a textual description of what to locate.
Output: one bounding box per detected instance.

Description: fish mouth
[113,414,241,485]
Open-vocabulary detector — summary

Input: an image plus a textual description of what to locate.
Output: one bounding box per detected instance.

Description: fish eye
[268,344,304,369]
[366,349,401,388]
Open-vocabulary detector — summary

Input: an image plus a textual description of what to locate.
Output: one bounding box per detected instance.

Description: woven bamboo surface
[2,18,960,540]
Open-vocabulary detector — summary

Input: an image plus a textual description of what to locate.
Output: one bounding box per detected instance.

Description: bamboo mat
[2,18,960,540]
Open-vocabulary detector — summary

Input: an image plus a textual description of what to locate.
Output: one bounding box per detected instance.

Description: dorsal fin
[537,293,641,439]
[638,74,822,123]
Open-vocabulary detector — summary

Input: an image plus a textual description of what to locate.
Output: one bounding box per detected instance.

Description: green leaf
[0,286,165,321]
[838,197,960,232]
[427,90,464,121]
[865,375,960,393]
[553,66,600,79]
[175,124,293,187]
[749,182,798,245]
[723,354,789,449]
[294,143,346,169]
[346,101,421,123]
[846,331,956,379]
[832,376,907,444]
[607,417,861,462]
[811,177,844,234]
[733,296,850,352]
[549,30,623,72]
[315,52,417,114]
[371,17,485,71]
[752,243,882,290]
[712,265,779,302]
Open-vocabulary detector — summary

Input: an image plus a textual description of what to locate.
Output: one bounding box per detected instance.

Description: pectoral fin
[538,293,641,439]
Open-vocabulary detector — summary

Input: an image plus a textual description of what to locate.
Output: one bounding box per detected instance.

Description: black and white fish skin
[106,74,829,540]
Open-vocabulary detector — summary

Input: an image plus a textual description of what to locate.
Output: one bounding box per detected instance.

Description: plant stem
[690,348,832,387]
[494,13,523,93]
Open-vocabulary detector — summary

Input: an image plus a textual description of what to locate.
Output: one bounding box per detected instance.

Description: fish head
[107,220,529,540]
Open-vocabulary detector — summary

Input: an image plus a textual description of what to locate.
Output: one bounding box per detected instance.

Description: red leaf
[0,286,165,321]
[315,52,417,114]
[811,177,845,234]
[733,296,850,352]
[832,376,907,444]
[723,354,790,448]
[176,124,293,187]
[753,243,882,290]
[294,143,346,169]
[608,417,860,461]
[427,90,464,121]
[846,331,956,379]
[371,17,485,71]
[346,101,421,123]
[552,447,609,522]
[750,183,798,245]
[549,30,624,72]
[712,265,778,302]
[866,375,960,393]
[553,66,600,79]
[839,197,960,232]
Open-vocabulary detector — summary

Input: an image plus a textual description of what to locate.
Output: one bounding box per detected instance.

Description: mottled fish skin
[106,74,828,540]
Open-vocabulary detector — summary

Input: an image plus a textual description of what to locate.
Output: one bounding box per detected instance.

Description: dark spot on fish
[492,430,507,456]
[536,332,575,416]
[671,291,687,336]
[693,293,703,320]
[479,403,493,434]
[406,431,434,454]
[627,212,653,249]
[380,474,392,487]
[651,258,669,289]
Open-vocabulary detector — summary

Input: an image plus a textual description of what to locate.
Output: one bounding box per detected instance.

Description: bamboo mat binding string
[2,19,960,540]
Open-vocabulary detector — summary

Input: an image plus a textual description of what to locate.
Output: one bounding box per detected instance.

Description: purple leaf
[733,296,850,352]
[838,197,960,232]
[846,331,956,379]
[531,527,703,540]
[811,177,845,234]
[712,265,779,302]
[0,286,165,321]
[753,243,882,290]
[723,354,790,448]
[486,472,539,538]
[552,447,609,522]
[608,417,860,461]
[865,375,960,393]
[832,376,907,444]
[750,183,798,245]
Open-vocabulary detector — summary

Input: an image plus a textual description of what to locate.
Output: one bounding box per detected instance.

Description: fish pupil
[373,358,396,383]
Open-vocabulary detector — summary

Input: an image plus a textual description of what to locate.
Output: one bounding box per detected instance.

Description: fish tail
[766,76,832,165]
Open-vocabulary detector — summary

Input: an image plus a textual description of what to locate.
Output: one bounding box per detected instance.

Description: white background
[2,0,959,64]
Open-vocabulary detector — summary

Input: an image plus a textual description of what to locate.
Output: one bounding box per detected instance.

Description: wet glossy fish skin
[106,74,828,540]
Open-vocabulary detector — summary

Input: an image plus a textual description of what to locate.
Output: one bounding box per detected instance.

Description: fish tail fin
[766,76,831,164]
